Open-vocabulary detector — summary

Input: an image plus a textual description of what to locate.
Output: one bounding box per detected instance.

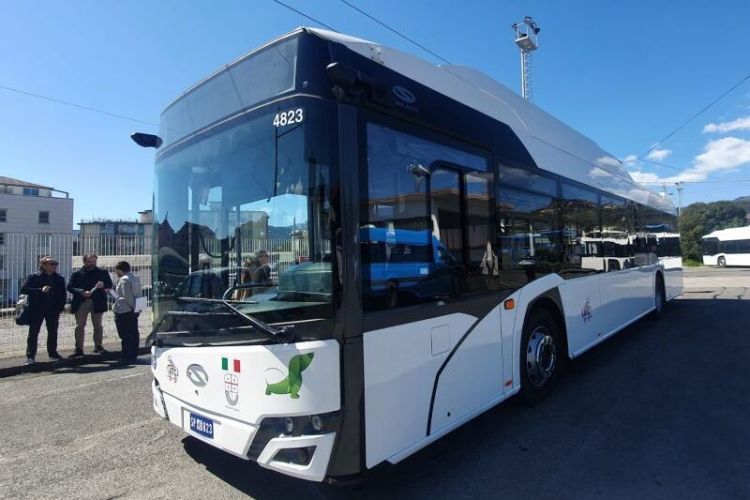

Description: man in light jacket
[112,261,142,364]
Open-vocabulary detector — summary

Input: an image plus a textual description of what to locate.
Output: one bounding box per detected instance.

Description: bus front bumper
[152,380,336,482]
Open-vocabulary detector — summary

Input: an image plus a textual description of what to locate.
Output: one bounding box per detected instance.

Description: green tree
[679,201,747,260]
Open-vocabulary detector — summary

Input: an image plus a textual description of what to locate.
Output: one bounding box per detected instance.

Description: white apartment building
[0,176,74,304]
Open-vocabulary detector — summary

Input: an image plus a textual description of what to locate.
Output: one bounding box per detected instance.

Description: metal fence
[0,232,319,358]
[0,232,152,359]
[196,236,318,276]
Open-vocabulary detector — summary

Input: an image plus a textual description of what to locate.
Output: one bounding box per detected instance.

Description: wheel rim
[719,257,726,267]
[526,327,557,388]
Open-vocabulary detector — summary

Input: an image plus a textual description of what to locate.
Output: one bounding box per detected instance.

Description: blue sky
[2,0,750,229]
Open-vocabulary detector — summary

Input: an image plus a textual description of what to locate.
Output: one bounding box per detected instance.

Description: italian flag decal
[222,357,241,373]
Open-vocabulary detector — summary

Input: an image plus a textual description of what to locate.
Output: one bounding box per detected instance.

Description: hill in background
[733,196,750,218]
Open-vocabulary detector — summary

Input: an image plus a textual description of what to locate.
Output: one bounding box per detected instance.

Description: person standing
[21,256,67,365]
[112,261,142,364]
[67,253,113,357]
[251,249,272,286]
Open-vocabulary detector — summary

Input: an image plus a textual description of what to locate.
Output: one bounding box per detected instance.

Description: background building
[75,210,154,289]
[78,210,154,256]
[0,176,74,304]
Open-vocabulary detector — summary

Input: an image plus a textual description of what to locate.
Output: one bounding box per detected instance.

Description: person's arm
[67,271,85,296]
[57,276,67,311]
[103,270,114,290]
[20,274,42,295]
[121,278,136,311]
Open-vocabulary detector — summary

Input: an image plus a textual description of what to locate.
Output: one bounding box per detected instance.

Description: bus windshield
[152,101,337,345]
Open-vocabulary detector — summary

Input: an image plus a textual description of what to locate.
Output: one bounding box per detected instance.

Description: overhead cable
[336,0,452,65]
[639,72,750,160]
[271,0,338,32]
[0,84,158,127]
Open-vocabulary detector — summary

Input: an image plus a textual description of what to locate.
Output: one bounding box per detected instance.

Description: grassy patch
[683,258,703,267]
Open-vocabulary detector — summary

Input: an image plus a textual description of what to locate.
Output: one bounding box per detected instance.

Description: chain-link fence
[0,232,152,358]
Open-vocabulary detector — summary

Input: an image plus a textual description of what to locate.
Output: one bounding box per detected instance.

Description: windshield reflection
[153,104,336,341]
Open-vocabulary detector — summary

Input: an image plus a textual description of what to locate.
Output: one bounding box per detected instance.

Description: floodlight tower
[512,16,540,100]
[674,181,684,216]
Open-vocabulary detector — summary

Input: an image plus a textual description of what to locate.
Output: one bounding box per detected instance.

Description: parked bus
[137,28,682,482]
[361,226,462,307]
[702,225,750,267]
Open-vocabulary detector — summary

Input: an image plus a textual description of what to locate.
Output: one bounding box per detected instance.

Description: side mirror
[131,132,163,149]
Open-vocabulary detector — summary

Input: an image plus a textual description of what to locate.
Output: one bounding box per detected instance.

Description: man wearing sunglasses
[20,256,67,365]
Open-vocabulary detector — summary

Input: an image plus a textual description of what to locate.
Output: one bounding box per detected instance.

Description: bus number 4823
[273,108,304,127]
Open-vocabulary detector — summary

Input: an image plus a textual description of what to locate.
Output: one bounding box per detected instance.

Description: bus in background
[137,28,682,483]
[702,225,750,267]
[361,226,462,308]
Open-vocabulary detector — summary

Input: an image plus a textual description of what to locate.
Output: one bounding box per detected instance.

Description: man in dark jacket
[67,253,113,357]
[21,256,67,365]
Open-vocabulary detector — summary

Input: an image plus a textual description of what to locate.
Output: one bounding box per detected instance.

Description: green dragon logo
[265,353,314,399]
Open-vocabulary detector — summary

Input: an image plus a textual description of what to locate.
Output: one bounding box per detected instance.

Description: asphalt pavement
[1,267,749,499]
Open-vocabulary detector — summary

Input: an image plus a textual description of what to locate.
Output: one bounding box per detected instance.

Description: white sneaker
[24,357,35,366]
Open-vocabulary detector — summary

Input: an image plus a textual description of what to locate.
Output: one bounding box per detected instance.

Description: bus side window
[361,122,490,310]
[561,183,601,276]
[497,187,561,286]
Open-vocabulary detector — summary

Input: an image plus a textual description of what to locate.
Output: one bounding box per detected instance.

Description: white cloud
[703,116,750,134]
[595,156,622,168]
[692,136,750,174]
[646,148,672,161]
[622,154,638,165]
[627,136,750,185]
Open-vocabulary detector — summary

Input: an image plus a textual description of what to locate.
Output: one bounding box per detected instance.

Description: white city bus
[702,226,750,266]
[138,28,682,482]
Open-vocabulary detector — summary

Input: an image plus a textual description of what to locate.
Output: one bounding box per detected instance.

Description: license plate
[189,412,214,439]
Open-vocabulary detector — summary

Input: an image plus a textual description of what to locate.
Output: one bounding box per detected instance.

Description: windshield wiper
[177,296,258,305]
[221,284,286,337]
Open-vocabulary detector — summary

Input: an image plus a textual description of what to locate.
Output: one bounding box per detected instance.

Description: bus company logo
[186,364,209,387]
[392,85,417,104]
[224,374,239,406]
[222,357,241,406]
[265,353,315,399]
[581,297,593,323]
[167,356,179,383]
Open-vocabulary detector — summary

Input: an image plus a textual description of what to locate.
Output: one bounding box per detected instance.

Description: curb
[0,345,152,378]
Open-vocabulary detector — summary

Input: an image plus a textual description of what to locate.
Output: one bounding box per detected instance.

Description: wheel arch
[522,289,570,361]
[655,268,665,294]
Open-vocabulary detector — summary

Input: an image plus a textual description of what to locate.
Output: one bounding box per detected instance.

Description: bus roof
[304,27,675,214]
[161,26,675,215]
[702,225,750,241]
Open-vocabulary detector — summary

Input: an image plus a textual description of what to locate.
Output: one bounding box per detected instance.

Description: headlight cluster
[247,411,340,461]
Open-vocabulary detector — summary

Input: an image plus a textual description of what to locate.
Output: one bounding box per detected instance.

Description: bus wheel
[520,307,561,405]
[385,281,398,308]
[718,256,726,267]
[650,275,666,319]
[452,274,462,296]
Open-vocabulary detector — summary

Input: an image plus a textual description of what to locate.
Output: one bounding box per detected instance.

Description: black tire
[385,281,398,308]
[650,275,666,320]
[519,307,562,405]
[451,274,462,297]
[718,256,726,268]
